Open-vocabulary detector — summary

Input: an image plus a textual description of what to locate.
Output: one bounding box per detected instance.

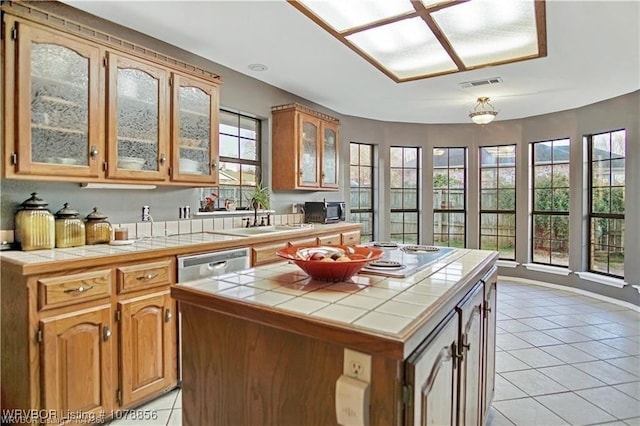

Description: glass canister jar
[54,203,86,248]
[14,192,55,251]
[85,207,112,245]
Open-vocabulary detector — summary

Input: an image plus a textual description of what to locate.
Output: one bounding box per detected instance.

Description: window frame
[390,146,421,244]
[216,109,262,209]
[349,142,375,243]
[587,129,626,279]
[479,144,517,260]
[432,147,467,248]
[530,138,570,267]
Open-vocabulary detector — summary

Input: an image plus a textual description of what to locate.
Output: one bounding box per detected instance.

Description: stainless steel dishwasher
[177,247,250,283]
[176,247,250,381]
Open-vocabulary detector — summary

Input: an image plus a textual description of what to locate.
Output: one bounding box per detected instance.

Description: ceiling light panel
[297,0,414,32]
[431,0,539,67]
[346,17,457,79]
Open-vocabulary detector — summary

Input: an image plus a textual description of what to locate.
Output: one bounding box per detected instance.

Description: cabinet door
[405,312,459,426]
[482,277,497,422]
[298,113,321,187]
[11,20,102,177]
[321,122,339,188]
[456,283,484,426]
[106,52,169,181]
[118,291,176,406]
[40,305,113,418]
[171,73,219,184]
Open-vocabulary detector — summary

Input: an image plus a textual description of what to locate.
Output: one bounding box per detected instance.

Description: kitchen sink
[211,225,311,237]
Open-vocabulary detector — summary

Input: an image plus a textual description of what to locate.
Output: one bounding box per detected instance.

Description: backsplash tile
[152,221,166,237]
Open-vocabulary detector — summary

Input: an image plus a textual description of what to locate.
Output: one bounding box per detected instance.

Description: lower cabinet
[404,267,497,426]
[0,257,177,422]
[405,311,459,426]
[40,305,114,418]
[118,291,176,406]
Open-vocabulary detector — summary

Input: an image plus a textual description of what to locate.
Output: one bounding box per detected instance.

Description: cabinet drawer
[317,233,341,246]
[252,242,289,267]
[341,230,361,245]
[38,270,112,310]
[289,237,318,247]
[117,260,172,294]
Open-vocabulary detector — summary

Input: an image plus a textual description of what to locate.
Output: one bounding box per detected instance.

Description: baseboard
[497,275,640,313]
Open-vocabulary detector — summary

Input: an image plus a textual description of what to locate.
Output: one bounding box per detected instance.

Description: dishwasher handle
[208,260,227,270]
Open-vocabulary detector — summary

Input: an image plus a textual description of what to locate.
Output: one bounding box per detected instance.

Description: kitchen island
[172,248,498,426]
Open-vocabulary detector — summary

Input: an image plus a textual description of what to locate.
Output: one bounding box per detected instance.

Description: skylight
[290,0,546,83]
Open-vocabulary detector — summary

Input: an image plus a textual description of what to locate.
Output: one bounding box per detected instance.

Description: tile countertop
[173,248,498,360]
[0,222,361,275]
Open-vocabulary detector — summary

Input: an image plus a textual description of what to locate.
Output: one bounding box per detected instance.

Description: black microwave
[304,201,346,223]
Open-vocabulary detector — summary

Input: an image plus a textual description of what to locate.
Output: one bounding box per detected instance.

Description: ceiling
[65,0,639,124]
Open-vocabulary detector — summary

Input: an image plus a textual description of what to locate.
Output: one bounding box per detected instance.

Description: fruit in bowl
[276,245,384,282]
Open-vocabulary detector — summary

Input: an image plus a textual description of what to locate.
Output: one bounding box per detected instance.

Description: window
[390,146,420,243]
[480,145,516,259]
[350,143,375,243]
[531,139,570,266]
[433,147,466,247]
[588,130,625,278]
[217,110,261,208]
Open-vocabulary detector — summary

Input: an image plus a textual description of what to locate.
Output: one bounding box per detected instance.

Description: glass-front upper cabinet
[10,21,102,178]
[171,73,219,184]
[321,123,339,188]
[298,114,320,187]
[106,52,169,181]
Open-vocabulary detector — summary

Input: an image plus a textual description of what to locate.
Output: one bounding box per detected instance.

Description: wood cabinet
[2,7,221,186]
[482,272,497,421]
[0,256,178,422]
[40,304,114,419]
[171,73,220,184]
[4,16,103,178]
[405,312,459,426]
[271,103,340,191]
[118,291,176,406]
[456,282,484,426]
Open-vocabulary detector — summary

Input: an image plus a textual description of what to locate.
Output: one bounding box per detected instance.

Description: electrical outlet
[343,348,372,383]
[292,203,298,214]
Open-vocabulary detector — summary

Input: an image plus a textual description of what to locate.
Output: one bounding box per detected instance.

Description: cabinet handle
[90,146,99,158]
[211,161,217,170]
[137,273,159,280]
[64,284,94,294]
[165,309,172,323]
[159,154,167,165]
[103,326,111,342]
[299,170,303,176]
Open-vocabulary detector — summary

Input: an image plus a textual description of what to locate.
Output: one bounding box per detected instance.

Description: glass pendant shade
[469,97,498,124]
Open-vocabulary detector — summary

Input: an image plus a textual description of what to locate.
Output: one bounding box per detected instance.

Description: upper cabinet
[271,104,340,191]
[2,7,221,186]
[106,52,170,181]
[7,21,103,178]
[171,73,219,184]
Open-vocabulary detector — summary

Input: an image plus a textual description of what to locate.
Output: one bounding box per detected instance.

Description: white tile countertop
[174,248,498,358]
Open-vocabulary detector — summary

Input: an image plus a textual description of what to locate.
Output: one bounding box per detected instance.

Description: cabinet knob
[159,155,167,165]
[64,284,93,294]
[165,309,172,323]
[103,326,111,342]
[137,273,158,280]
[211,161,217,170]
[90,146,99,158]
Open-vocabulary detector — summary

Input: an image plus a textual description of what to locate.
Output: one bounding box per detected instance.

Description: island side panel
[180,303,402,426]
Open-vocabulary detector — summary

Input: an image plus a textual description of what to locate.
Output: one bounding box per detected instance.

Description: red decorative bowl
[276,245,384,282]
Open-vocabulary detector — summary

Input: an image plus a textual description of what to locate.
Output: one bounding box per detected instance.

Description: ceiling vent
[459,77,503,89]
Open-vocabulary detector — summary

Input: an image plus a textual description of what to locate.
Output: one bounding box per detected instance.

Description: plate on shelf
[109,239,136,246]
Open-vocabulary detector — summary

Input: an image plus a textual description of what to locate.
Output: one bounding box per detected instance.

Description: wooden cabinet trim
[1,2,222,83]
[38,269,112,311]
[117,259,173,294]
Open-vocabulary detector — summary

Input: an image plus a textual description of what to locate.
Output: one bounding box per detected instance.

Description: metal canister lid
[85,207,109,221]
[20,192,49,210]
[55,202,80,218]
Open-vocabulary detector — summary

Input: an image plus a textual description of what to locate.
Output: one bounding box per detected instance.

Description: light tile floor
[110,279,639,426]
